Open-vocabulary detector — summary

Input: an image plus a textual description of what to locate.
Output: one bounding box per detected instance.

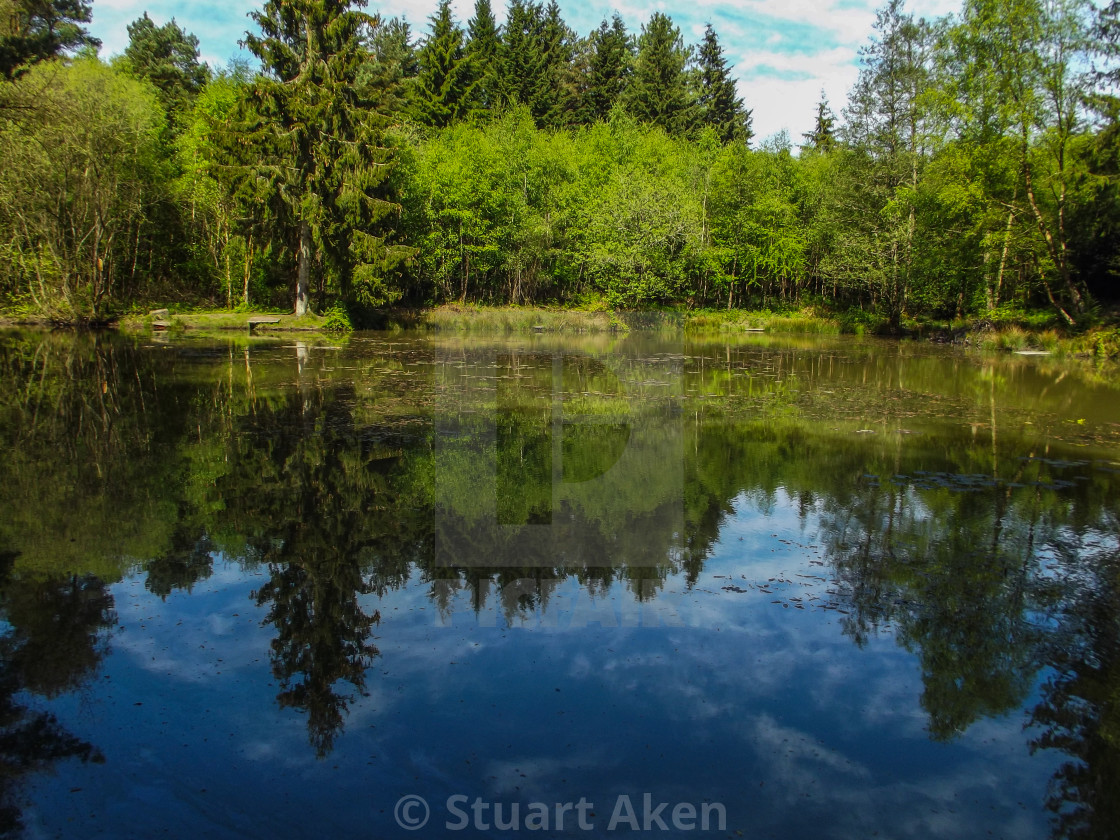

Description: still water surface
[1,330,1118,839]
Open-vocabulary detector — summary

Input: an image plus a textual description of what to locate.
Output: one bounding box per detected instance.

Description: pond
[0,330,1118,840]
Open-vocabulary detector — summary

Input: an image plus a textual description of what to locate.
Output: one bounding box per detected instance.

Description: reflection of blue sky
[20,491,1060,839]
[87,0,961,143]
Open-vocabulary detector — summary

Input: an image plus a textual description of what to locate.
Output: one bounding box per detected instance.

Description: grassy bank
[408,303,1120,360]
[6,301,1118,360]
[115,306,351,336]
[402,304,846,335]
[915,306,1120,360]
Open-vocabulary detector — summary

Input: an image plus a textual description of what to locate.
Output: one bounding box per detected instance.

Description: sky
[86,0,962,142]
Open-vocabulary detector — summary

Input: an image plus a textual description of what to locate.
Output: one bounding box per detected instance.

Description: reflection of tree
[254,558,378,758]
[822,478,1051,740]
[1028,543,1120,840]
[5,329,1120,789]
[433,348,686,603]
[0,552,113,837]
[215,386,405,757]
[145,527,214,599]
[0,333,202,577]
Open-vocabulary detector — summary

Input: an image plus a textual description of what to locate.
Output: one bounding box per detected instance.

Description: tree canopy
[0,0,1117,329]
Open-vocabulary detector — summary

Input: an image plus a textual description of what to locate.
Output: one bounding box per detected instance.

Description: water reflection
[0,331,1118,838]
[1028,540,1120,840]
[0,552,111,836]
[220,387,390,757]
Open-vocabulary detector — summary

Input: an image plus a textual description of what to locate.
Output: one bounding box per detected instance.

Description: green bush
[323,303,354,333]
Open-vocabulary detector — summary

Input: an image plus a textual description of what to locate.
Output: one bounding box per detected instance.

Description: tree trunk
[992,208,1014,311]
[1023,160,1083,316]
[295,220,311,316]
[243,234,253,306]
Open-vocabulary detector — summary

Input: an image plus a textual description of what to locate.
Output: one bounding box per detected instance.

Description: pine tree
[498,0,550,123]
[243,0,411,315]
[579,15,633,123]
[0,0,99,79]
[626,12,696,136]
[537,0,575,127]
[695,23,751,145]
[466,0,501,111]
[124,13,209,124]
[802,91,836,152]
[361,17,417,115]
[414,0,474,127]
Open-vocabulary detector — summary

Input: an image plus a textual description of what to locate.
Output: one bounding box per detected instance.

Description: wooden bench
[248,317,282,333]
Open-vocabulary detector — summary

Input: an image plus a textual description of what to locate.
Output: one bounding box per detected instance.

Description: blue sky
[87,0,960,141]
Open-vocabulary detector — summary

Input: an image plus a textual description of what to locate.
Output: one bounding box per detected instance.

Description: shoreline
[2,304,1118,360]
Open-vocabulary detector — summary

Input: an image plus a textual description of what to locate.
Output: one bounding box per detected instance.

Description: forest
[0,0,1119,330]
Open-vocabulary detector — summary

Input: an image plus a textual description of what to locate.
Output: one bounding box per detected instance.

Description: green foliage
[0,57,168,319]
[362,17,418,115]
[243,0,413,315]
[322,302,354,333]
[695,24,751,145]
[0,0,98,80]
[625,12,696,137]
[122,13,208,125]
[497,0,565,127]
[465,0,500,111]
[414,0,474,127]
[174,64,253,306]
[802,92,836,153]
[0,0,1119,324]
[575,15,632,125]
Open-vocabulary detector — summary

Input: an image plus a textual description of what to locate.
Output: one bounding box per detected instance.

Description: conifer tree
[626,12,696,136]
[414,0,474,127]
[579,14,633,123]
[0,0,99,79]
[802,91,836,152]
[466,0,501,111]
[498,0,551,124]
[695,23,751,144]
[537,0,575,127]
[124,13,209,124]
[243,0,411,315]
[362,17,418,115]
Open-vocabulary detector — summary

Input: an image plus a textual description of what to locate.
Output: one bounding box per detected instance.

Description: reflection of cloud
[112,567,269,684]
[486,751,613,796]
[89,537,1059,840]
[751,712,872,783]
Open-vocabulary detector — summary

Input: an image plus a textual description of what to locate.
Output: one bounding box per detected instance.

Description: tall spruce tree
[243,0,410,315]
[498,0,551,123]
[466,0,501,111]
[414,0,474,127]
[802,91,836,152]
[124,13,209,124]
[361,17,417,115]
[579,14,633,123]
[537,0,575,127]
[0,0,99,79]
[695,23,751,144]
[626,12,696,136]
